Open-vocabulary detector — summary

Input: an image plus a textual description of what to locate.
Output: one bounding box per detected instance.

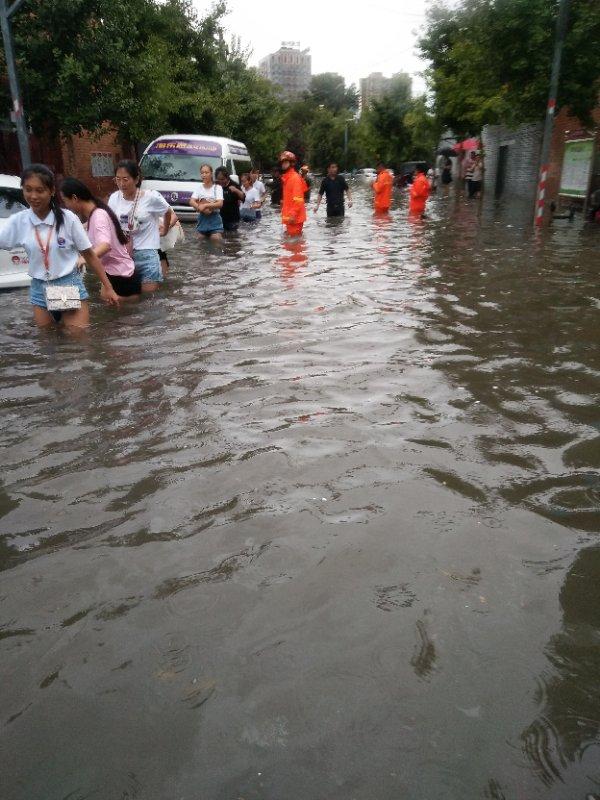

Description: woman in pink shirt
[61,178,141,301]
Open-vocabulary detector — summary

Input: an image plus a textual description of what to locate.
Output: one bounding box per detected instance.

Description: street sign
[559,139,595,198]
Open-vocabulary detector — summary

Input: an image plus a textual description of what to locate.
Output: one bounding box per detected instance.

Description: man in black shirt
[270,166,283,206]
[215,166,245,231]
[314,162,353,217]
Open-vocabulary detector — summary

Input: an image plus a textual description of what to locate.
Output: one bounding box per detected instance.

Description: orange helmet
[279,150,297,164]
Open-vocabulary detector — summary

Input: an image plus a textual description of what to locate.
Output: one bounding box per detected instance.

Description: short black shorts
[107,269,142,297]
[327,205,345,217]
[157,249,169,266]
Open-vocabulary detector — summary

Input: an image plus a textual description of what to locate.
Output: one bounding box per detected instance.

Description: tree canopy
[0,0,286,164]
[419,0,600,134]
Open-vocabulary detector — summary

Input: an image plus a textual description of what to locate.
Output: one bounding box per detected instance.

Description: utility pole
[344,116,356,174]
[534,0,570,227]
[0,0,31,169]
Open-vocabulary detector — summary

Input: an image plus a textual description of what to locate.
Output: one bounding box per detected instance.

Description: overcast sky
[192,0,431,94]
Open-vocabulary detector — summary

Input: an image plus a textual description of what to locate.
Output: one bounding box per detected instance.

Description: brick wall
[61,128,135,199]
[545,106,600,214]
[482,122,543,202]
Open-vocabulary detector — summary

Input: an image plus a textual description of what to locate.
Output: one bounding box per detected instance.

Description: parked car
[355,167,377,183]
[0,175,30,289]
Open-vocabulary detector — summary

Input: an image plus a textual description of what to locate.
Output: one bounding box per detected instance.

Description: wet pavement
[1,185,599,800]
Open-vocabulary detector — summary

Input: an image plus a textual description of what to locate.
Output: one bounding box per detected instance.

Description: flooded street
[1,185,600,800]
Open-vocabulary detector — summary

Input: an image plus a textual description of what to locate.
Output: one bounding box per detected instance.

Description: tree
[308,72,359,113]
[419,0,600,133]
[0,0,286,166]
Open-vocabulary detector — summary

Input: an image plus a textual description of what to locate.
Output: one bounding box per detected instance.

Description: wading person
[61,178,141,302]
[239,173,262,222]
[300,164,312,203]
[409,163,431,217]
[108,160,173,293]
[190,164,224,242]
[270,166,283,207]
[372,162,393,213]
[314,162,353,218]
[250,168,266,218]
[279,151,307,237]
[468,153,483,199]
[215,166,244,232]
[0,164,119,329]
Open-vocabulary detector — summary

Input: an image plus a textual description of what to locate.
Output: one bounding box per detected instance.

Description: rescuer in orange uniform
[372,162,393,212]
[409,163,431,217]
[279,151,307,236]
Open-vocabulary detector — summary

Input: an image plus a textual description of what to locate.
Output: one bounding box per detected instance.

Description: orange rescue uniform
[409,173,430,216]
[373,170,393,212]
[281,169,307,235]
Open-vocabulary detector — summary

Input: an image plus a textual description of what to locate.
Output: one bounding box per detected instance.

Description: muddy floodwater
[1,186,599,800]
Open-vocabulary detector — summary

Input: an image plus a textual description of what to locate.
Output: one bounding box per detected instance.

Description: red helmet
[279,150,297,164]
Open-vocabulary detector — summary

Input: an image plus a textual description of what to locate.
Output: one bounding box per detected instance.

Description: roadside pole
[0,0,31,169]
[534,0,570,227]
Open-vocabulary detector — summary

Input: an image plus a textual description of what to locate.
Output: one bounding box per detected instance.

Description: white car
[355,167,377,183]
[0,174,29,289]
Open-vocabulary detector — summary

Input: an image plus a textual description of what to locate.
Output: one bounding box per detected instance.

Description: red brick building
[0,126,135,199]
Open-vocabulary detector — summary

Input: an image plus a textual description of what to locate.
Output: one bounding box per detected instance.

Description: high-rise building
[258,42,312,100]
[360,71,412,111]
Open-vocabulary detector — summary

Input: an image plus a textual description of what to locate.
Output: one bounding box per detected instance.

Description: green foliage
[419,0,600,133]
[307,73,359,113]
[0,0,286,164]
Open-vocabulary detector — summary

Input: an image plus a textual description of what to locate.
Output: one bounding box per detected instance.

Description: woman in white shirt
[108,160,174,293]
[190,164,224,242]
[239,173,262,222]
[0,164,119,329]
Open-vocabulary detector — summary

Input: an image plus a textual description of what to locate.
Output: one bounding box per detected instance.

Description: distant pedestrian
[300,164,312,202]
[190,164,224,242]
[215,165,245,232]
[467,153,483,198]
[239,173,262,222]
[279,151,307,237]
[409,163,431,217]
[441,156,453,186]
[250,168,266,219]
[61,177,141,302]
[372,162,393,212]
[0,163,119,328]
[314,162,353,217]
[270,166,283,206]
[108,159,174,293]
[462,150,477,190]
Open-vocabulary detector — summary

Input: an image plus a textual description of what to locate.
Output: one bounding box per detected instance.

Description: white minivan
[140,135,252,221]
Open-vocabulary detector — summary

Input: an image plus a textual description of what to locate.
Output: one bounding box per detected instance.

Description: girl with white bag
[0,164,119,329]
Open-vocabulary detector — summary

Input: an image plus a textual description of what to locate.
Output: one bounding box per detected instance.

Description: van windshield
[140,153,222,182]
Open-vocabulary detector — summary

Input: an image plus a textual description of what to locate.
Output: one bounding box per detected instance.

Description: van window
[140,153,221,182]
[232,159,252,178]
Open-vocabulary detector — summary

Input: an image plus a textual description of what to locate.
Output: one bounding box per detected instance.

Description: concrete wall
[482,122,543,202]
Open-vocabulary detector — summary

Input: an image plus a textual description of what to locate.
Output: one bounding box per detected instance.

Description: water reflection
[520,546,600,789]
[1,186,599,799]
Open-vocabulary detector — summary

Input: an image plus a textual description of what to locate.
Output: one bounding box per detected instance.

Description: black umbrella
[437,146,456,157]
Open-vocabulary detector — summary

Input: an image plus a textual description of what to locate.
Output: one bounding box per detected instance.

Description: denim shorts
[30,270,88,308]
[132,249,163,284]
[196,211,224,236]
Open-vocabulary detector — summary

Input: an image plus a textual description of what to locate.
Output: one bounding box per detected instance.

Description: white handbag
[45,284,82,311]
[160,220,185,251]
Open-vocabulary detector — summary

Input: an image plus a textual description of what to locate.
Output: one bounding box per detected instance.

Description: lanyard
[32,223,55,274]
